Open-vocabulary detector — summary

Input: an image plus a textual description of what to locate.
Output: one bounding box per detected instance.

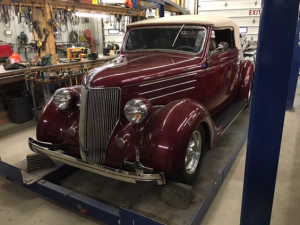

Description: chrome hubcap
[185,130,202,174]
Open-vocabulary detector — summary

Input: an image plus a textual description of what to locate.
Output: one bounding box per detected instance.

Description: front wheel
[169,124,207,185]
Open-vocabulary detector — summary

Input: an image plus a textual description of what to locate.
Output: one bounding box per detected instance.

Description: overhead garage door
[197,0,262,41]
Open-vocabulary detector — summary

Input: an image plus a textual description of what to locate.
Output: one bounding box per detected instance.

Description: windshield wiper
[172,24,185,47]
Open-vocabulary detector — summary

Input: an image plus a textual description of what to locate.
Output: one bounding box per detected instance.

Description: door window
[210,29,236,53]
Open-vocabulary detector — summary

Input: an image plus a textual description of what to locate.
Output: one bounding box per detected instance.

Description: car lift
[0,108,250,225]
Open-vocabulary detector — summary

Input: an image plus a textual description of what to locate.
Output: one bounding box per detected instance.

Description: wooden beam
[165,4,181,13]
[44,0,57,64]
[0,0,144,16]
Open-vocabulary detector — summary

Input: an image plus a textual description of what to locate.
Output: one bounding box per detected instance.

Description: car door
[203,29,239,115]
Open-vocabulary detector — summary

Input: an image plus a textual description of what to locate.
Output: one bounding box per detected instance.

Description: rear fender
[237,60,255,101]
[137,99,217,174]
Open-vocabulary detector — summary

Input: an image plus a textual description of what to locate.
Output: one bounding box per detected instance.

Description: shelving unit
[0,0,144,16]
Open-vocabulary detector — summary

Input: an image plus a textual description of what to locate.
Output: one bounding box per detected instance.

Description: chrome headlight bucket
[124,98,152,124]
[53,88,79,110]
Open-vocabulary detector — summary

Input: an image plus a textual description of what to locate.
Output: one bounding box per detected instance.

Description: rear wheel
[169,124,207,185]
[245,75,254,109]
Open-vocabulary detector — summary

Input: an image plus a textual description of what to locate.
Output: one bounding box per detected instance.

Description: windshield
[125,26,206,54]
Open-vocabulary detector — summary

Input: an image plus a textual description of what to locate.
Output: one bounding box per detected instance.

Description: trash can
[0,97,4,113]
[7,95,33,124]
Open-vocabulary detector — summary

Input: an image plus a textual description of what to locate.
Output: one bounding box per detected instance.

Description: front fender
[137,99,217,174]
[238,60,255,101]
[36,86,81,156]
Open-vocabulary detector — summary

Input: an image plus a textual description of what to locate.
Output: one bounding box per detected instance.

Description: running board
[212,99,248,135]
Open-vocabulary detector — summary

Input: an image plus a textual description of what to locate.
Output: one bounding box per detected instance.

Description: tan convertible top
[127,15,241,49]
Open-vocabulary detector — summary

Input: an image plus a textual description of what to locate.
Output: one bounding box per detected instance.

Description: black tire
[244,75,254,109]
[168,124,207,185]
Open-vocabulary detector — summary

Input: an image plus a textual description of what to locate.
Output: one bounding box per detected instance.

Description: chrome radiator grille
[79,87,121,164]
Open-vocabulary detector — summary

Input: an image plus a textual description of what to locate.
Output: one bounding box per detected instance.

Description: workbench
[0,56,116,84]
[0,55,116,116]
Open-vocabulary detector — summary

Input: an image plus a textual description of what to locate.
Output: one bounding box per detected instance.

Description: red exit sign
[249,9,261,15]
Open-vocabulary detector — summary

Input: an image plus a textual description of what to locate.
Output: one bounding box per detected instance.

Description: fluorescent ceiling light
[108,29,119,34]
[75,11,108,18]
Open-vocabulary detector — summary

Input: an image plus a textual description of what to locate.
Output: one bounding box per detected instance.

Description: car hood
[83,53,203,87]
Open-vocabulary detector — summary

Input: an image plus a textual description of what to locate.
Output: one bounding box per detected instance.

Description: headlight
[124,98,152,124]
[53,89,72,110]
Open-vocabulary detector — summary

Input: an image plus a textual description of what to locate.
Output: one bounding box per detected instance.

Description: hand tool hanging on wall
[15,4,18,17]
[27,7,32,32]
[48,3,59,28]
[33,21,43,39]
[39,2,44,17]
[37,28,50,55]
[19,3,22,23]
[54,6,58,21]
[117,14,121,31]
[114,13,122,31]
[31,2,35,19]
[121,16,125,32]
[57,9,61,24]
[20,7,32,31]
[113,13,117,29]
[60,10,64,23]
[63,8,68,23]
[2,6,8,25]
[41,28,50,51]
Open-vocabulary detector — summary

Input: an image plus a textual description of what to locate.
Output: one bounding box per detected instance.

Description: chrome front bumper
[28,138,166,185]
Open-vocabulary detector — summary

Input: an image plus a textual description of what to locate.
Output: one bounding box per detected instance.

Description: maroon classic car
[29,15,254,185]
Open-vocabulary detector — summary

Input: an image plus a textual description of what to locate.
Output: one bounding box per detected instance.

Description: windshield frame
[123,25,208,55]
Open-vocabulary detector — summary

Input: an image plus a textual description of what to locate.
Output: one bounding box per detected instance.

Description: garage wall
[197,0,262,41]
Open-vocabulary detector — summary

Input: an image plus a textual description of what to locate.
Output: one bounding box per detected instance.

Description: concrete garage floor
[1,85,300,224]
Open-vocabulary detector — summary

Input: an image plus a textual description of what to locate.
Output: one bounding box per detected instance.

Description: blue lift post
[142,0,165,18]
[286,17,300,110]
[157,3,165,18]
[241,1,300,225]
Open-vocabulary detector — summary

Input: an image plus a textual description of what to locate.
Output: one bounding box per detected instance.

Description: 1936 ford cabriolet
[29,15,254,185]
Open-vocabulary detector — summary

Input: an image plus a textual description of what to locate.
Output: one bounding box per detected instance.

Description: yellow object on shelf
[92,0,97,4]
[67,48,82,61]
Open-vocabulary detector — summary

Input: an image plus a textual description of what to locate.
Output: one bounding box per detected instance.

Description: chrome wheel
[185,130,202,174]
